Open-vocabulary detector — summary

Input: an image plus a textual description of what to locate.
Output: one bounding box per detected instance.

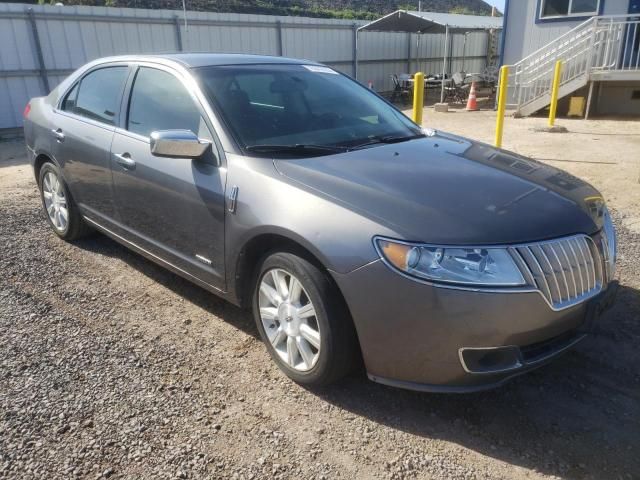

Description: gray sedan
[23,54,617,392]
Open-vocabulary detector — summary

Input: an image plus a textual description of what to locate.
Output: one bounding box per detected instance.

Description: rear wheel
[252,252,358,386]
[38,162,91,240]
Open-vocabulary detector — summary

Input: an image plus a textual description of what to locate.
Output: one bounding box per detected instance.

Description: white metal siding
[0,2,498,129]
[503,0,631,65]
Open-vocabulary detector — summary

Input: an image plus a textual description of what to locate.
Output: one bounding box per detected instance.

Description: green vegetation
[33,0,498,19]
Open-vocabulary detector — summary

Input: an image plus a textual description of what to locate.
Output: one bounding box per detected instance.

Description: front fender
[224,154,398,300]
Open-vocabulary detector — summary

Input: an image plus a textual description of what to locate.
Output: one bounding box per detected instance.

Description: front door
[110,65,226,290]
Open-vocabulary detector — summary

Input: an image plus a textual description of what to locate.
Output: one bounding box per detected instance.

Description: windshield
[194,64,422,156]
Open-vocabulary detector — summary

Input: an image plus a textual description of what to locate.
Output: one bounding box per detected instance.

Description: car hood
[273,131,605,245]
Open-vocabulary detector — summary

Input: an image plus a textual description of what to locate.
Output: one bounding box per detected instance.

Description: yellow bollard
[494,65,509,148]
[548,60,563,127]
[412,72,425,125]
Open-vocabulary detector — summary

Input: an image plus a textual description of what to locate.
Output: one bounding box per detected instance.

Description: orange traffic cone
[466,81,479,111]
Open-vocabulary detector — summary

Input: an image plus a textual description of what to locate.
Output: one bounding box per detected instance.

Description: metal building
[501,0,640,117]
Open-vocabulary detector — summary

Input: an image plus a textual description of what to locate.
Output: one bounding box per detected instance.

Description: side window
[72,67,128,125]
[127,67,208,138]
[61,83,79,112]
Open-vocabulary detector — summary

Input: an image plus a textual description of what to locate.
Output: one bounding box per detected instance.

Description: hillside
[32,0,498,20]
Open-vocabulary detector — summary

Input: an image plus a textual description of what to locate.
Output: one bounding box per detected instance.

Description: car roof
[93,53,322,69]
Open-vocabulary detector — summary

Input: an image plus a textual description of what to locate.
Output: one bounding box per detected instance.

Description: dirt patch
[1,130,639,479]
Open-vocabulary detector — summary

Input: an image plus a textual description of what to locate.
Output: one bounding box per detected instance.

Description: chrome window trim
[113,126,150,144]
[373,233,607,312]
[52,109,118,133]
[51,55,237,158]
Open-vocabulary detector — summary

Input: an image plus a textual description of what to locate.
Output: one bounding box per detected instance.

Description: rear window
[66,67,128,126]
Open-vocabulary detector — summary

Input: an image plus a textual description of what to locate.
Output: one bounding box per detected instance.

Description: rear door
[110,64,227,290]
[52,65,130,224]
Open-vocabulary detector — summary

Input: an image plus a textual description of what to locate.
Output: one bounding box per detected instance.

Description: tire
[252,251,359,386]
[38,162,91,241]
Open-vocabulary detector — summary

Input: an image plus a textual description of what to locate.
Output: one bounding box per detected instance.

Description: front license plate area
[582,281,618,332]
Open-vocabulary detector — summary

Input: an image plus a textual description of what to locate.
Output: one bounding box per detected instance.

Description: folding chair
[390,74,412,104]
[443,72,470,104]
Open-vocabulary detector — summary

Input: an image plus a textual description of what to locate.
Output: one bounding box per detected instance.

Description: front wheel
[252,252,358,386]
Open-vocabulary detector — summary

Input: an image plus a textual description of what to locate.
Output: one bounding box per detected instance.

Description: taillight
[23,102,31,119]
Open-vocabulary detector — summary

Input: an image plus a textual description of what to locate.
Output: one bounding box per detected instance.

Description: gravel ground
[1,134,639,480]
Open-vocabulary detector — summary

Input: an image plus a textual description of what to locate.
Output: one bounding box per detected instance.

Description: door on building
[623,0,640,67]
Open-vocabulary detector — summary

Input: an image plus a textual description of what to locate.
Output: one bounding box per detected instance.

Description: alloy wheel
[258,268,321,371]
[42,171,68,232]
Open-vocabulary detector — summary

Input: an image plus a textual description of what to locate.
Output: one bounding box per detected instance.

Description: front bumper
[332,260,618,393]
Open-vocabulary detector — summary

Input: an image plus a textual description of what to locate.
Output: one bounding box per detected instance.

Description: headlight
[375,237,526,287]
[603,207,616,278]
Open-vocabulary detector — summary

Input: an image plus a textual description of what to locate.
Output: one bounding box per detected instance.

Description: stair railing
[510,17,597,113]
[507,14,640,115]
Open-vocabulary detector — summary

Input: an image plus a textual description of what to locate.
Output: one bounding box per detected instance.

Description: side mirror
[150,130,211,158]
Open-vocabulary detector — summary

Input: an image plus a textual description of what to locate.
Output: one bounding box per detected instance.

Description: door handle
[51,128,65,142]
[113,152,136,170]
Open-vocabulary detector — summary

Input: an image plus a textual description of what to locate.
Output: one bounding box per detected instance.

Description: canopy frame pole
[416,33,420,73]
[406,32,412,74]
[462,32,469,72]
[354,24,359,80]
[441,24,449,103]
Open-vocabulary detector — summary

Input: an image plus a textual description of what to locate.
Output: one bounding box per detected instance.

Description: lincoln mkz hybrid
[23,54,618,392]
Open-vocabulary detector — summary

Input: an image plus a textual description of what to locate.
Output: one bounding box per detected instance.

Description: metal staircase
[509,15,640,117]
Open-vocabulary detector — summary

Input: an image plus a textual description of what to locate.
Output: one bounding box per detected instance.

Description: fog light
[459,346,523,374]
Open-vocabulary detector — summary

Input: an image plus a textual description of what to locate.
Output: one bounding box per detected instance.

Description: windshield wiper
[245,134,424,156]
[348,133,426,151]
[245,144,349,156]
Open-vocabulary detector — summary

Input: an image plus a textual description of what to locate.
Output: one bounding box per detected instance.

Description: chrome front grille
[509,235,604,310]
